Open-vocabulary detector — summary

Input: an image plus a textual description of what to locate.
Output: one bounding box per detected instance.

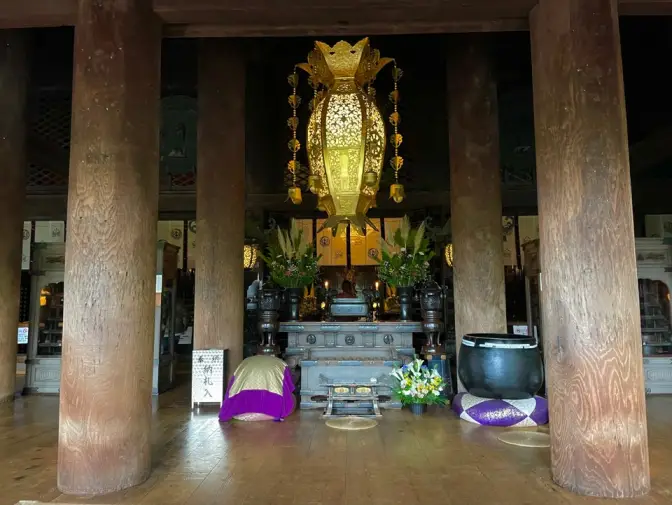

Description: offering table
[281,321,420,409]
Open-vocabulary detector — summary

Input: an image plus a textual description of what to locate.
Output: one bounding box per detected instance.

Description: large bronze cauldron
[458,333,543,399]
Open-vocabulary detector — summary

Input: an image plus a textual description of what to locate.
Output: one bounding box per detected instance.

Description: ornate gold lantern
[243,244,258,269]
[444,243,454,267]
[285,38,405,235]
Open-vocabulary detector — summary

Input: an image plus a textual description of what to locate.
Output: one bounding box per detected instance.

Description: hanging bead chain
[367,57,376,98]
[389,63,404,184]
[287,68,301,188]
[309,66,320,111]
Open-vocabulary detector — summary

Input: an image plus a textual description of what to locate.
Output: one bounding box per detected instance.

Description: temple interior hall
[2,1,672,504]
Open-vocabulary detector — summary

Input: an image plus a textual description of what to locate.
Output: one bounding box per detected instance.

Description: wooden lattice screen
[27,89,71,188]
[26,90,197,190]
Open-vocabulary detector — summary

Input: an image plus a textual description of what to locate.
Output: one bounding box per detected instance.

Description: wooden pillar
[194,40,246,375]
[530,0,649,497]
[448,34,507,391]
[0,31,28,404]
[58,0,161,495]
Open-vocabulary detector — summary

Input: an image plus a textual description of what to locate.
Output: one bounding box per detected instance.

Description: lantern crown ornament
[285,38,405,236]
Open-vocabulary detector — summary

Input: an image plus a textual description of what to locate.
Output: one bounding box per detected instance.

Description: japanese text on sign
[191,349,225,407]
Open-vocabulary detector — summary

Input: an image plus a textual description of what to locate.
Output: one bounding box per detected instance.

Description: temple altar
[282,320,420,409]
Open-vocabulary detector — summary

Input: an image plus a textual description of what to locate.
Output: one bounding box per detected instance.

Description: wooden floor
[2,383,672,505]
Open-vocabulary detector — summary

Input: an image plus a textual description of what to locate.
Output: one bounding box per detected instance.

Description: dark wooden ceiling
[19,15,672,219]
[2,0,672,36]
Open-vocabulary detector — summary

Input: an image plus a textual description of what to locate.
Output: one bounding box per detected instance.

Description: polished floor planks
[1,384,671,505]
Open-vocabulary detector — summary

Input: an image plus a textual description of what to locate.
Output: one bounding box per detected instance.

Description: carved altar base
[282,321,419,409]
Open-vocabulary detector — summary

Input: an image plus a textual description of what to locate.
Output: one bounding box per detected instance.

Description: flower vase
[286,287,303,322]
[397,286,414,321]
[409,403,425,416]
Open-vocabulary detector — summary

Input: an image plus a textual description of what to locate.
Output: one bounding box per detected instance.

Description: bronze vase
[286,287,303,322]
[397,286,414,321]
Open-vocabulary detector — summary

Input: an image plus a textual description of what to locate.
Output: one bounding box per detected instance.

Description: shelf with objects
[636,238,672,395]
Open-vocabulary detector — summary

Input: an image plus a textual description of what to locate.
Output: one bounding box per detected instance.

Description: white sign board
[512,325,529,336]
[35,221,65,243]
[17,327,28,345]
[191,349,225,408]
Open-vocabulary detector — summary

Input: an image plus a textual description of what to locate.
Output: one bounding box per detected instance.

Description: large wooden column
[448,34,507,391]
[530,0,649,497]
[0,31,28,404]
[194,40,246,375]
[58,0,161,495]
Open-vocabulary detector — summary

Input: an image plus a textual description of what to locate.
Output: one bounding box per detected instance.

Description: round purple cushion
[452,393,548,427]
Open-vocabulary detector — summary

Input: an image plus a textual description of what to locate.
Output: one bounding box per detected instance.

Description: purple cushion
[452,393,548,427]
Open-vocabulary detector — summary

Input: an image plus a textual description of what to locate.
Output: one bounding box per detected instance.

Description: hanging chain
[389,63,404,183]
[287,68,301,188]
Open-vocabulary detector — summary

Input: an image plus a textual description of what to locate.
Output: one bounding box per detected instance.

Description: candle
[325,280,329,290]
[375,280,380,290]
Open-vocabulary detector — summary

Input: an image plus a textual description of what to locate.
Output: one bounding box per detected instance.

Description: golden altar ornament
[444,243,454,267]
[243,244,259,269]
[285,38,406,234]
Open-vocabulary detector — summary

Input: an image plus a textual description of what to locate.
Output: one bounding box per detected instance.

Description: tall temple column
[194,40,246,376]
[0,31,28,404]
[530,0,649,497]
[448,34,507,391]
[58,0,161,495]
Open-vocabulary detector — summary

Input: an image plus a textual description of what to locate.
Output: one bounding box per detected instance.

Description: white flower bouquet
[390,358,447,406]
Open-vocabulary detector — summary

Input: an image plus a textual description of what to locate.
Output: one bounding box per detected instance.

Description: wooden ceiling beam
[619,0,672,15]
[23,180,672,221]
[0,0,75,29]
[0,0,670,32]
[153,0,535,25]
[23,189,536,220]
[162,19,528,38]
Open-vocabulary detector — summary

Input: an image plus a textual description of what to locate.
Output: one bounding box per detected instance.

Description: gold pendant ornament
[285,38,405,235]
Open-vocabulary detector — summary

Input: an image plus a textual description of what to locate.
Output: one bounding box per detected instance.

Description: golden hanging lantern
[444,243,454,268]
[285,38,405,235]
[243,244,259,269]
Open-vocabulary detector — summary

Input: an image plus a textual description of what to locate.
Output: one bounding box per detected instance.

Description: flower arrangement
[376,216,434,287]
[259,220,321,289]
[390,358,447,406]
